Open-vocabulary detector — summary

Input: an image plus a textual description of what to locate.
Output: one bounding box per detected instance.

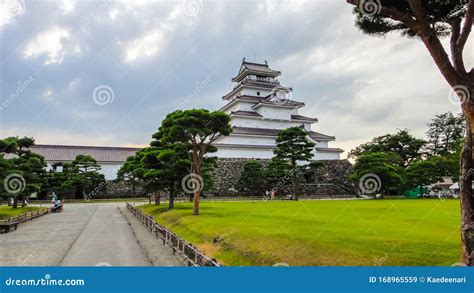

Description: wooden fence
[126,203,221,267]
[0,208,49,224]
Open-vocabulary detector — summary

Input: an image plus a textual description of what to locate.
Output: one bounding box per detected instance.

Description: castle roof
[232,59,281,82]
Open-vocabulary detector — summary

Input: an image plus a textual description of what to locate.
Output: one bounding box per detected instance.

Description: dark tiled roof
[291,114,318,122]
[232,59,281,82]
[28,145,141,163]
[309,131,335,141]
[231,127,335,141]
[252,99,304,108]
[231,127,280,136]
[230,110,262,117]
[315,147,344,153]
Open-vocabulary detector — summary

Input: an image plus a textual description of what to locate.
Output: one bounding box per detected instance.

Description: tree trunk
[292,162,299,201]
[192,154,201,216]
[12,197,18,208]
[169,183,175,209]
[193,190,200,215]
[461,123,474,265]
[154,191,160,205]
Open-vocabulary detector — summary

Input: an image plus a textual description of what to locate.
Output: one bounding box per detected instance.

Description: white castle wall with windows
[212,58,343,160]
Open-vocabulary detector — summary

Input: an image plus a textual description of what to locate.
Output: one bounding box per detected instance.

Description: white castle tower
[213,58,342,160]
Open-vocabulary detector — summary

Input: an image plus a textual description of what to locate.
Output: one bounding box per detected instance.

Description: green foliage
[157,109,231,214]
[425,112,465,156]
[351,152,404,195]
[349,129,425,167]
[117,154,146,196]
[117,109,229,212]
[237,160,267,195]
[274,127,315,164]
[405,157,445,194]
[60,155,106,199]
[0,137,46,206]
[352,1,468,38]
[272,127,315,199]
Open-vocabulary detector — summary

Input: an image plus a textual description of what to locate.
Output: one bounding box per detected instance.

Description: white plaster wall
[314,151,341,160]
[213,148,275,159]
[231,117,311,130]
[315,141,329,148]
[241,87,272,97]
[101,164,122,180]
[46,162,122,180]
[217,135,276,146]
[255,106,293,120]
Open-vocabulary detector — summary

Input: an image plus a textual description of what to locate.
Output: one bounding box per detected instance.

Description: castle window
[257,91,260,96]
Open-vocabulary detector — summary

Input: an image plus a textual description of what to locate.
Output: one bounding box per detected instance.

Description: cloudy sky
[0,0,472,158]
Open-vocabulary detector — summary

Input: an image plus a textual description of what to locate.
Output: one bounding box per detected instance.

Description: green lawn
[138,199,460,266]
[0,206,43,221]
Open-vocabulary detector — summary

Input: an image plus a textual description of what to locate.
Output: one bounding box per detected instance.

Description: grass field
[0,206,42,221]
[138,199,461,266]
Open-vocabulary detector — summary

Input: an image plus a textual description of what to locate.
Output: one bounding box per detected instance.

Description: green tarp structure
[403,186,428,198]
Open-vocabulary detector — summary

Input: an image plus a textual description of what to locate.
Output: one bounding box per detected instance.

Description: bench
[0,221,19,233]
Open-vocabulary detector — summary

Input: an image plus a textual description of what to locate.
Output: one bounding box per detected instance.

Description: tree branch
[450,18,467,75]
[407,0,462,86]
[458,0,474,50]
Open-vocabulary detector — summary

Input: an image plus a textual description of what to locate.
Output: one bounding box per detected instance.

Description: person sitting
[52,199,63,213]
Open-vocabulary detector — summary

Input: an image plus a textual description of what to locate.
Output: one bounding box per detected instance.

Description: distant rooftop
[28,144,141,163]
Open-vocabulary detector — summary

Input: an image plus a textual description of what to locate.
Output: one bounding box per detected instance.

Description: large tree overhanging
[159,109,232,215]
[347,0,473,265]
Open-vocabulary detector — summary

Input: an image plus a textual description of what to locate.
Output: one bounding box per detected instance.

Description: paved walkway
[0,203,180,266]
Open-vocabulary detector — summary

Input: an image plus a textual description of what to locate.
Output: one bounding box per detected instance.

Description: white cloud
[59,0,75,14]
[23,27,81,64]
[40,88,54,102]
[121,5,182,63]
[0,0,26,29]
[123,30,164,63]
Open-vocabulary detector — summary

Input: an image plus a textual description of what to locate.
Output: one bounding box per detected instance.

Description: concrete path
[0,203,180,266]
